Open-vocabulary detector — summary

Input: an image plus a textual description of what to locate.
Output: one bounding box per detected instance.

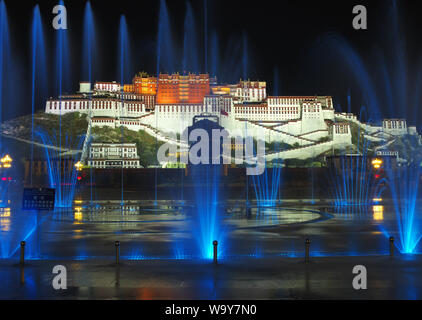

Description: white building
[232,80,267,103]
[45,88,352,151]
[383,119,408,135]
[45,98,150,118]
[87,143,141,169]
[94,81,121,93]
[43,78,420,161]
[79,81,92,93]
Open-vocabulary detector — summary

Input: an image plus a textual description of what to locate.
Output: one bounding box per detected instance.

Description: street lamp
[74,161,83,171]
[371,158,383,170]
[0,154,13,168]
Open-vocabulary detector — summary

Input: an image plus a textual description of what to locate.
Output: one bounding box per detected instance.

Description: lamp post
[213,240,218,265]
[305,238,310,264]
[20,241,26,265]
[389,237,395,259]
[115,241,120,265]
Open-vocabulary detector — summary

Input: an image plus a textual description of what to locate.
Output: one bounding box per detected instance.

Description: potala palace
[44,73,419,162]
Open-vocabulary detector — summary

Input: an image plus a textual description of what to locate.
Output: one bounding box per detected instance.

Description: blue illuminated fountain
[36,129,84,208]
[251,165,283,207]
[0,209,48,259]
[0,0,11,206]
[203,0,208,72]
[0,0,8,154]
[118,15,132,205]
[3,0,421,265]
[54,0,71,95]
[382,162,422,254]
[190,164,226,259]
[82,1,96,205]
[1,3,48,260]
[327,136,376,207]
[30,5,47,187]
[154,0,171,206]
[156,0,175,74]
[180,117,228,260]
[82,1,96,82]
[52,0,71,210]
[250,142,283,207]
[318,0,421,122]
[182,2,199,73]
[118,15,132,84]
[321,0,422,252]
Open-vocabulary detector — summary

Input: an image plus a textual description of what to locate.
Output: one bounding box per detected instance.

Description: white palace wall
[46,93,356,152]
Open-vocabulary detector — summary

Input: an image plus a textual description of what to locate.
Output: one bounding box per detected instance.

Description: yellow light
[0,207,11,218]
[373,205,384,221]
[74,207,83,221]
[373,198,383,202]
[0,154,13,168]
[1,154,12,163]
[74,161,83,171]
[74,200,83,204]
[372,158,383,169]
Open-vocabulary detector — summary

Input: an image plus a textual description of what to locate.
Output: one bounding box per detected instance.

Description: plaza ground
[1,198,421,299]
[1,255,421,299]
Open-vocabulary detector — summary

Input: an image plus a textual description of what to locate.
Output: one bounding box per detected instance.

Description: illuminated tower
[156,73,210,104]
[132,72,157,95]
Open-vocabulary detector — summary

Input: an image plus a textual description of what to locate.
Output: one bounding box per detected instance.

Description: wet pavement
[1,200,422,299]
[1,255,422,299]
[1,200,409,260]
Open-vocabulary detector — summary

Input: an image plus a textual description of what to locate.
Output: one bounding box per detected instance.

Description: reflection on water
[326,204,387,222]
[0,204,46,259]
[228,207,324,228]
[74,207,83,223]
[373,205,384,221]
[0,207,11,232]
[1,199,421,260]
[0,207,10,217]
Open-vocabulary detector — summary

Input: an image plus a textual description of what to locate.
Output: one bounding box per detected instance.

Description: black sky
[3,0,422,125]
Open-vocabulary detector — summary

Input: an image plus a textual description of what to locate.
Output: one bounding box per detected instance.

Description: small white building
[79,81,92,93]
[87,143,141,169]
[383,119,408,135]
[332,123,352,145]
[94,81,121,93]
[376,150,399,160]
[232,80,267,103]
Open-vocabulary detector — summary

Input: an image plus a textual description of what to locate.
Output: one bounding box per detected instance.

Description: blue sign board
[22,188,55,211]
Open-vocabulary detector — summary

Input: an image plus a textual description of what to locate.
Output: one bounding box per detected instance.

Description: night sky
[3,0,422,126]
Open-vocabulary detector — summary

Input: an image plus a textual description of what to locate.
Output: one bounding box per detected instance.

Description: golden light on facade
[373,205,384,221]
[0,154,13,168]
[371,158,383,169]
[74,161,83,171]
